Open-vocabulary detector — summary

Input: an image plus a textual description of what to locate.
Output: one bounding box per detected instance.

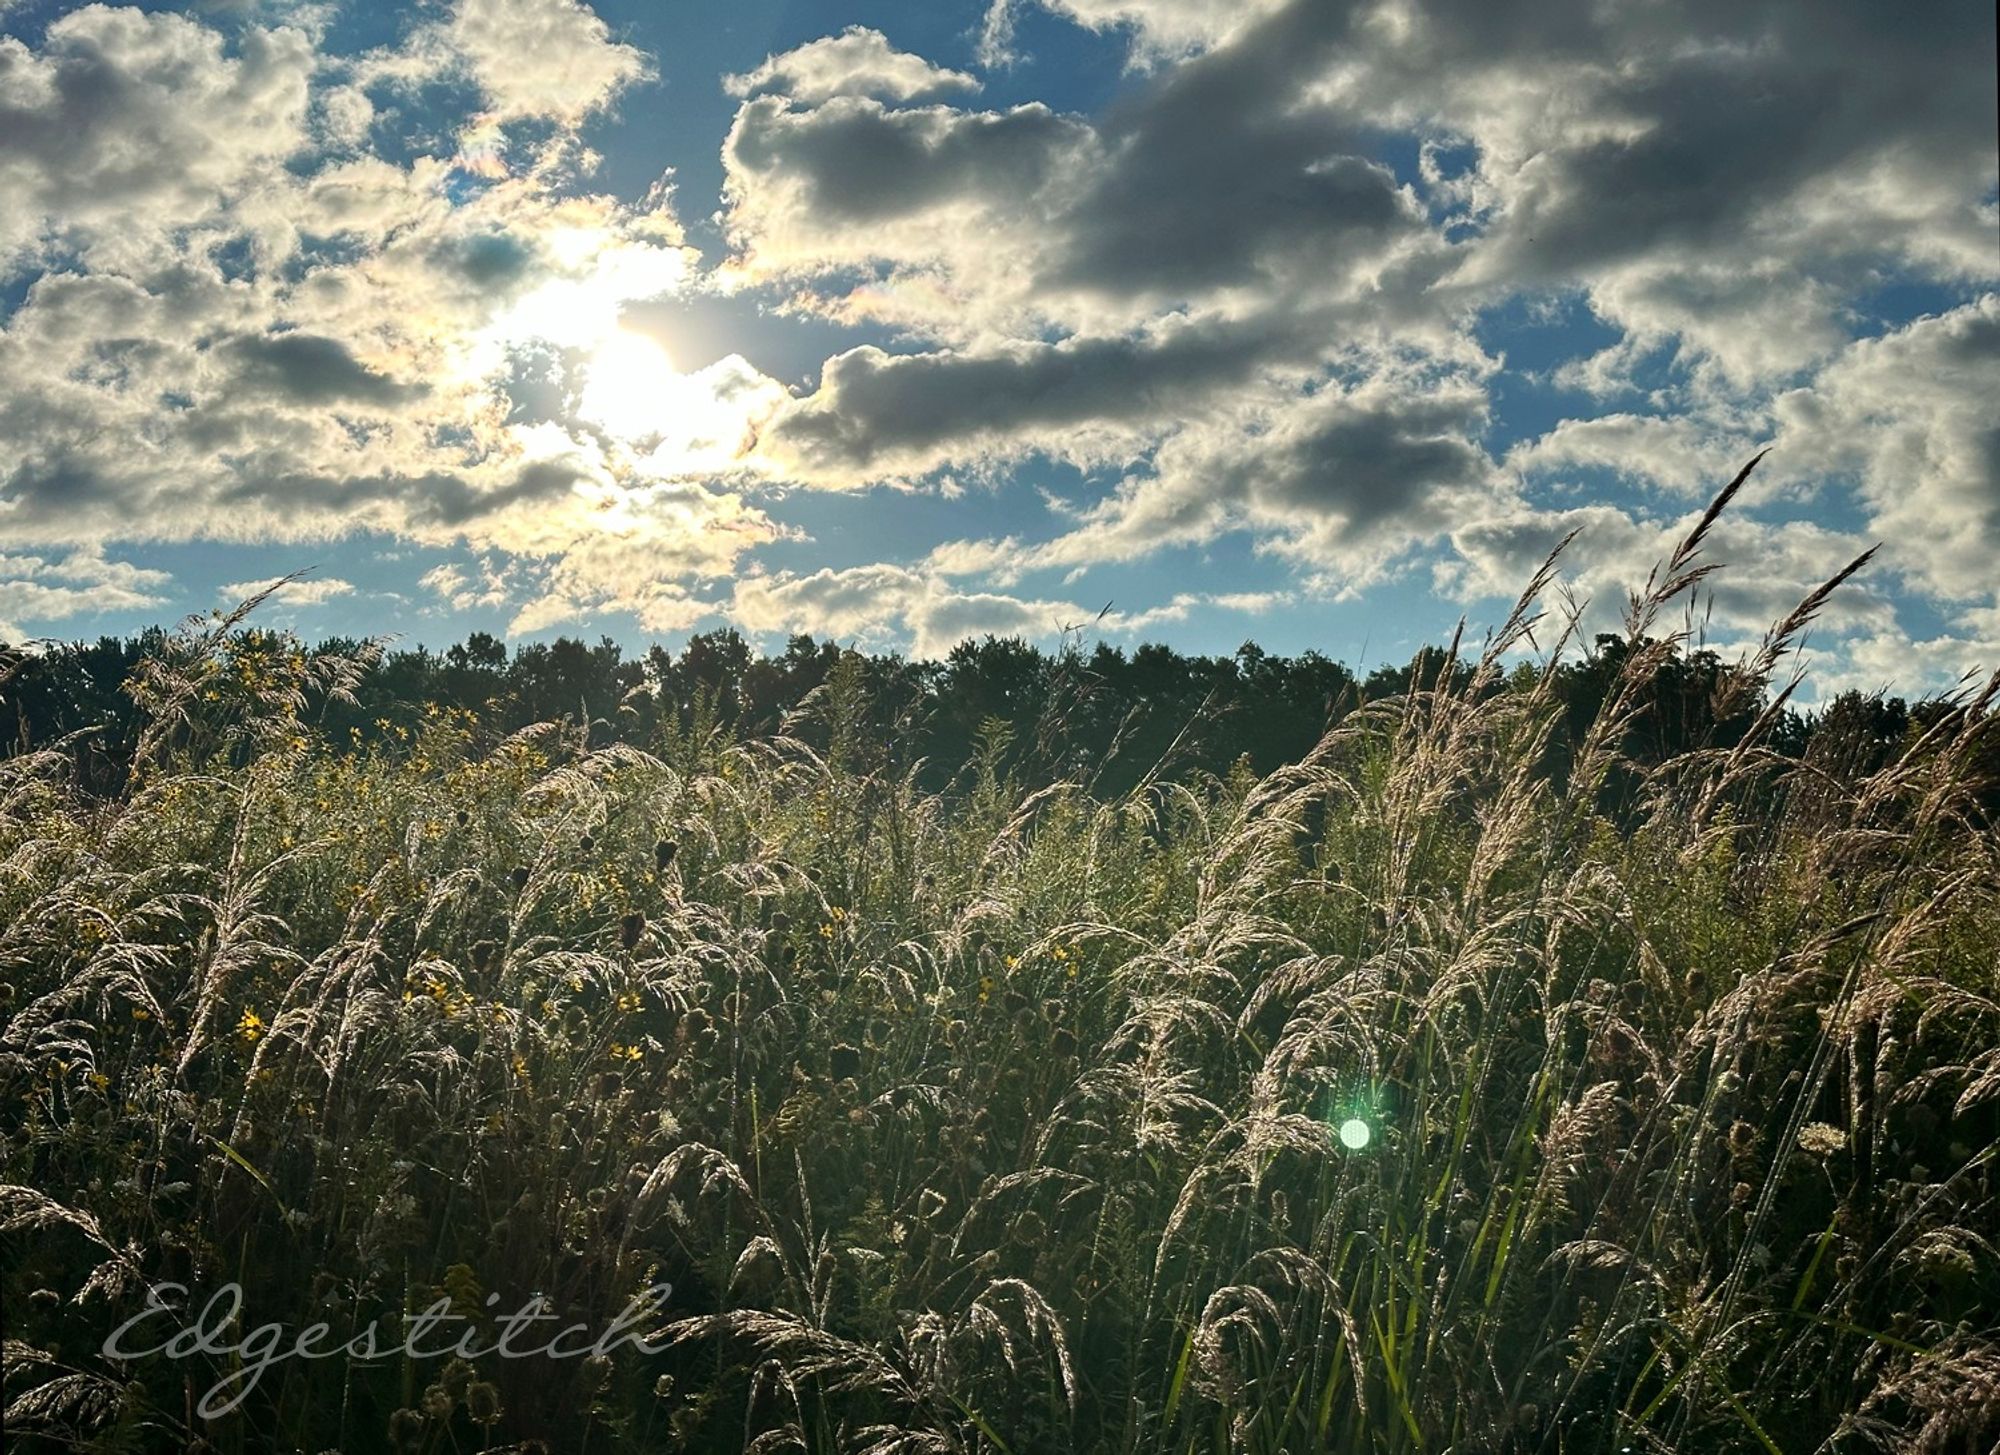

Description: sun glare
[579,329,682,441]
[576,329,782,475]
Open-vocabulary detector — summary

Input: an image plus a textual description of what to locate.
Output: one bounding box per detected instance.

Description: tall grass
[3,467,1997,1452]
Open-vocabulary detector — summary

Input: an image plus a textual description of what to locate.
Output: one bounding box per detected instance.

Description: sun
[577,328,683,442]
[575,327,785,477]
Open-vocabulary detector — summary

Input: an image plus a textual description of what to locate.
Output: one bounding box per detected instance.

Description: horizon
[2,0,1996,705]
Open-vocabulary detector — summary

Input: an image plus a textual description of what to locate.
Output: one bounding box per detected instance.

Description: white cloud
[215,576,356,607]
[725,27,978,104]
[402,0,652,125]
[0,548,173,639]
[1767,297,2000,602]
[0,7,315,272]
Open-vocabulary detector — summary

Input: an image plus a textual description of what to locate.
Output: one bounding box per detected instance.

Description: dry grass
[2,466,1997,1453]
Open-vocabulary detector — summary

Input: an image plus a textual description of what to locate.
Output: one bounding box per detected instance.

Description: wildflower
[236,1009,264,1044]
[426,979,448,1002]
[1798,1122,1849,1158]
[466,1382,502,1427]
[131,1006,150,1021]
[87,1071,110,1092]
[617,991,642,1015]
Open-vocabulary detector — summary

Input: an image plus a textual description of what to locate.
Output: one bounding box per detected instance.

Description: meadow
[4,481,1997,1453]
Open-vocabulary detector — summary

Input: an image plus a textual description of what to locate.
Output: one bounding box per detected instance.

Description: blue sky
[1,0,1995,695]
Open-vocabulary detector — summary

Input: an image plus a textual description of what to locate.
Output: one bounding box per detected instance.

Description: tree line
[5,624,1979,814]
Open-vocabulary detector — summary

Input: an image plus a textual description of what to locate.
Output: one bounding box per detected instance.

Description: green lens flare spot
[1337,1118,1371,1150]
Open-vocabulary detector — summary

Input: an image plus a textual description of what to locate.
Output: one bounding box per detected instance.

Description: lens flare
[1337,1118,1371,1150]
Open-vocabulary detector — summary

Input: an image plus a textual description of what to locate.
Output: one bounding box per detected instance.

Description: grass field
[4,502,1998,1453]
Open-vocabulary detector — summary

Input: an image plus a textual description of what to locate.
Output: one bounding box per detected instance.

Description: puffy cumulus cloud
[725,27,978,105]
[0,6,315,272]
[720,4,1446,341]
[0,548,173,642]
[732,564,1104,658]
[732,564,1291,657]
[215,576,356,607]
[756,316,1304,483]
[918,372,1502,592]
[723,0,1993,477]
[497,483,781,635]
[385,0,652,125]
[1814,617,2000,700]
[719,93,1099,336]
[419,559,514,614]
[982,0,1291,63]
[1769,297,2000,603]
[1440,497,1898,657]
[1507,413,1762,501]
[1358,0,1998,385]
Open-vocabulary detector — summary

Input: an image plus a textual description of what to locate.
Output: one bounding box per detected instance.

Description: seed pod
[654,839,678,870]
[620,911,646,951]
[470,939,498,974]
[454,809,470,827]
[830,1043,862,1080]
[510,865,531,891]
[579,834,595,853]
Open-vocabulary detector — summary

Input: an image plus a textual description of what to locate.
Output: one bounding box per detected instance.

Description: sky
[1,0,1995,697]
